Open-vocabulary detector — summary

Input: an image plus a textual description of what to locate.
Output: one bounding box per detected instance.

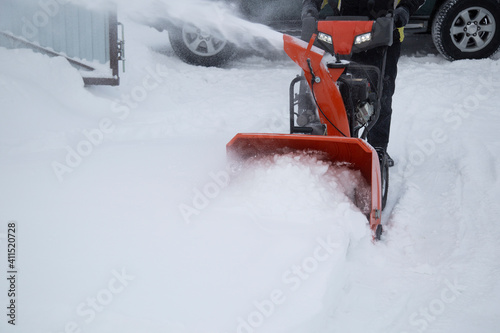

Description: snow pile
[174,151,372,332]
[0,41,370,333]
[227,152,371,228]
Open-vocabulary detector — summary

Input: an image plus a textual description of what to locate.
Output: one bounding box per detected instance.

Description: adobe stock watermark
[396,70,500,177]
[51,64,170,182]
[54,268,135,333]
[402,277,466,333]
[21,0,71,40]
[178,169,231,224]
[235,234,340,333]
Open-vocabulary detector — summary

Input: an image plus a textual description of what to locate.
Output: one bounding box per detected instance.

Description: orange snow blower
[227,16,394,239]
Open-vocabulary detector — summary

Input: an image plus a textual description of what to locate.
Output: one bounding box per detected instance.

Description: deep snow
[1,3,500,333]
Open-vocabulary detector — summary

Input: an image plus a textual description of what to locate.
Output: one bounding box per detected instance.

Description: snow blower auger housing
[227,16,394,240]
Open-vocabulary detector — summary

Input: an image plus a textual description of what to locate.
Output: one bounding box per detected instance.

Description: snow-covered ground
[1,4,500,333]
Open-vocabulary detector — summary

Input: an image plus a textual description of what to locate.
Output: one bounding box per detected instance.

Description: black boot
[375,148,394,167]
[385,151,394,167]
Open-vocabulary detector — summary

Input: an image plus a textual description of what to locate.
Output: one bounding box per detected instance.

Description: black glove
[394,6,410,28]
[302,7,319,20]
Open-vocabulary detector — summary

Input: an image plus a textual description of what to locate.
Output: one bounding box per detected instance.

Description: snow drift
[0,8,500,333]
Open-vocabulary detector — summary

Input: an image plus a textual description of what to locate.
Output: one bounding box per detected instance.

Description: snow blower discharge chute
[227,16,394,240]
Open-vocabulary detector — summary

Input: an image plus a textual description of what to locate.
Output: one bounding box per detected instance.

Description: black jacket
[302,0,425,19]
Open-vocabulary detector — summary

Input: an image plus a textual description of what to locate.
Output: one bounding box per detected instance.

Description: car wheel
[432,0,500,60]
[168,22,235,67]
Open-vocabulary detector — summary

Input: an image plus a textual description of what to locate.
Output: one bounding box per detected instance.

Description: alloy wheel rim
[181,23,228,57]
[450,6,496,53]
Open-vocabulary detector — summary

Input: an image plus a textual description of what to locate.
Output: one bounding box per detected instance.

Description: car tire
[168,22,235,67]
[432,0,500,60]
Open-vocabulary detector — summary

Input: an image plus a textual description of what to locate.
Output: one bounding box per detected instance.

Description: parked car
[149,0,500,66]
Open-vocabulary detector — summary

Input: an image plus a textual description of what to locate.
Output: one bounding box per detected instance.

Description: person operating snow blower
[301,0,425,166]
[228,0,419,237]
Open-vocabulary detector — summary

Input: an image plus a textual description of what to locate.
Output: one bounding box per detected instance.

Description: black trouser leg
[367,39,401,150]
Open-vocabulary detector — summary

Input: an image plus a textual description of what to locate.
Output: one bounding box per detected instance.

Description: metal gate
[0,0,124,85]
